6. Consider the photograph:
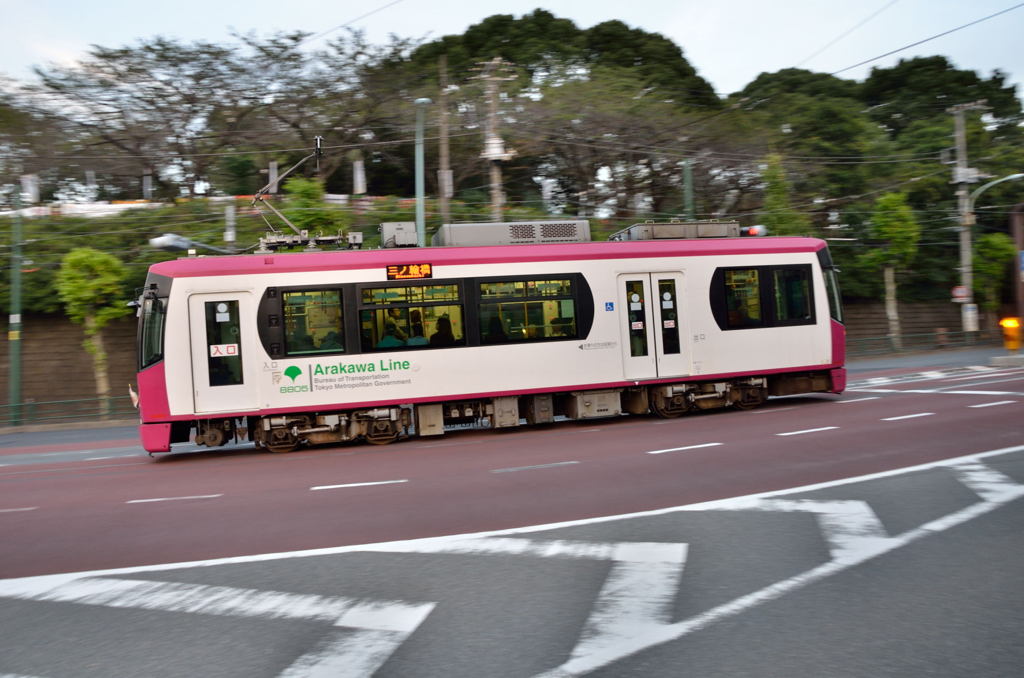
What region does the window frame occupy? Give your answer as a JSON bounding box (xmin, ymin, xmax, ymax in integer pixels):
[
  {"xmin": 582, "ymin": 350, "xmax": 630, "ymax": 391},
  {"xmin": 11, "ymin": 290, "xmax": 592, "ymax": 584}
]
[
  {"xmin": 280, "ymin": 288, "xmax": 347, "ymax": 357},
  {"xmin": 356, "ymin": 279, "xmax": 467, "ymax": 352},
  {"xmin": 476, "ymin": 275, "xmax": 582, "ymax": 346},
  {"xmin": 710, "ymin": 264, "xmax": 816, "ymax": 331}
]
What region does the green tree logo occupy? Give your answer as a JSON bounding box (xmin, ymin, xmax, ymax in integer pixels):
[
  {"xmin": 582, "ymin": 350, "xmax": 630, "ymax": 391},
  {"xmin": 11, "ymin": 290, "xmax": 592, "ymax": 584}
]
[{"xmin": 284, "ymin": 366, "xmax": 303, "ymax": 382}]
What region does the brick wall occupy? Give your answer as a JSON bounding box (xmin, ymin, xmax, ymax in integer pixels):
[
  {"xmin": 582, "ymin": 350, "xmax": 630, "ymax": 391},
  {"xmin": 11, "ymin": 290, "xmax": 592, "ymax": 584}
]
[{"xmin": 1, "ymin": 315, "xmax": 138, "ymax": 407}]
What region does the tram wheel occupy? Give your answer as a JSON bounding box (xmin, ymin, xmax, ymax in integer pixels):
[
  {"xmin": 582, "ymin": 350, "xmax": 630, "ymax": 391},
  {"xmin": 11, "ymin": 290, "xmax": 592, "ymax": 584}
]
[
  {"xmin": 266, "ymin": 428, "xmax": 299, "ymax": 453},
  {"xmin": 733, "ymin": 389, "xmax": 767, "ymax": 410},
  {"xmin": 364, "ymin": 420, "xmax": 399, "ymax": 445},
  {"xmin": 650, "ymin": 395, "xmax": 688, "ymax": 419}
]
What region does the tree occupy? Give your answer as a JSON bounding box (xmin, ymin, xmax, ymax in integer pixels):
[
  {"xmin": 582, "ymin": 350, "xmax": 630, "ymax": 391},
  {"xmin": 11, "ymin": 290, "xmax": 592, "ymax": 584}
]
[
  {"xmin": 861, "ymin": 56, "xmax": 1022, "ymax": 138},
  {"xmin": 759, "ymin": 155, "xmax": 811, "ymax": 235},
  {"xmin": 974, "ymin": 232, "xmax": 1018, "ymax": 326},
  {"xmin": 864, "ymin": 193, "xmax": 921, "ymax": 350},
  {"xmin": 280, "ymin": 176, "xmax": 352, "ymax": 234},
  {"xmin": 55, "ymin": 248, "xmax": 132, "ymax": 416},
  {"xmin": 27, "ymin": 37, "xmax": 260, "ymax": 198}
]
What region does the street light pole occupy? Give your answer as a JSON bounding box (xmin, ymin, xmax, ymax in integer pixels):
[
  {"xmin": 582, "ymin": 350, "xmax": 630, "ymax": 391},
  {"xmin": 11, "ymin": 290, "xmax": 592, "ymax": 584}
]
[
  {"xmin": 960, "ymin": 172, "xmax": 1024, "ymax": 332},
  {"xmin": 7, "ymin": 190, "xmax": 23, "ymax": 426},
  {"xmin": 414, "ymin": 97, "xmax": 431, "ymax": 247}
]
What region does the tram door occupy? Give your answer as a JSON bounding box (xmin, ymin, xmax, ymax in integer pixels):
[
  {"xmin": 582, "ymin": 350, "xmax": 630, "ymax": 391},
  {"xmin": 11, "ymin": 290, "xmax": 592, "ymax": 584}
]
[
  {"xmin": 617, "ymin": 273, "xmax": 688, "ymax": 380},
  {"xmin": 188, "ymin": 293, "xmax": 259, "ymax": 414}
]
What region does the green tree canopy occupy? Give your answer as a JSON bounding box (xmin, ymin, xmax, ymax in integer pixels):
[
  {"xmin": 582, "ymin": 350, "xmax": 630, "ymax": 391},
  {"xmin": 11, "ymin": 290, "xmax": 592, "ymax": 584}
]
[
  {"xmin": 759, "ymin": 154, "xmax": 811, "ymax": 235},
  {"xmin": 55, "ymin": 247, "xmax": 132, "ymax": 328},
  {"xmin": 974, "ymin": 232, "xmax": 1018, "ymax": 314},
  {"xmin": 862, "ymin": 56, "xmax": 1022, "ymax": 137},
  {"xmin": 55, "ymin": 247, "xmax": 133, "ymax": 414}
]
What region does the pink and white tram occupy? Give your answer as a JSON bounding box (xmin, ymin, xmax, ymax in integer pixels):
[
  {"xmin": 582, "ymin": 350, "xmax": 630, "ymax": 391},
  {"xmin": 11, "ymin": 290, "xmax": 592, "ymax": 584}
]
[{"xmin": 134, "ymin": 237, "xmax": 845, "ymax": 453}]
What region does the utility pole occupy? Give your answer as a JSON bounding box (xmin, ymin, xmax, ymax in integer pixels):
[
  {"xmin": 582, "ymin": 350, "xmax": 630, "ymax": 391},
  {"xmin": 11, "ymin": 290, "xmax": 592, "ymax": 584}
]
[
  {"xmin": 414, "ymin": 97, "xmax": 431, "ymax": 247},
  {"xmin": 475, "ymin": 57, "xmax": 516, "ymax": 222},
  {"xmin": 438, "ymin": 55, "xmax": 453, "ymax": 225},
  {"xmin": 949, "ymin": 100, "xmax": 987, "ymax": 334},
  {"xmin": 7, "ymin": 189, "xmax": 23, "ymax": 426}
]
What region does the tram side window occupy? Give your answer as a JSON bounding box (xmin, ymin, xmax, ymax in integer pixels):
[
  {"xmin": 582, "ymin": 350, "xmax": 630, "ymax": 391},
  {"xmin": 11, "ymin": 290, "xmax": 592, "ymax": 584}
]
[
  {"xmin": 773, "ymin": 267, "xmax": 812, "ymax": 323},
  {"xmin": 205, "ymin": 300, "xmax": 243, "ymax": 386},
  {"xmin": 479, "ymin": 278, "xmax": 578, "ymax": 344},
  {"xmin": 724, "ymin": 269, "xmax": 764, "ymax": 329},
  {"xmin": 359, "ymin": 283, "xmax": 464, "ymax": 351},
  {"xmin": 283, "ymin": 290, "xmax": 344, "ymax": 355},
  {"xmin": 139, "ymin": 296, "xmax": 166, "ymax": 369}
]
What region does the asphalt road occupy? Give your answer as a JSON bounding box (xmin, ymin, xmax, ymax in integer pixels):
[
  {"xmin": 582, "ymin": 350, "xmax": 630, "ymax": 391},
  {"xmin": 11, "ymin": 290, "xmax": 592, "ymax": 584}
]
[{"xmin": 0, "ymin": 346, "xmax": 1021, "ymax": 677}]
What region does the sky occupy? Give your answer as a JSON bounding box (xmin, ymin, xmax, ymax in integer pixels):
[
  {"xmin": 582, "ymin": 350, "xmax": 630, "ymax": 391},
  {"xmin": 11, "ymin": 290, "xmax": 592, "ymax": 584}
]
[{"xmin": 0, "ymin": 0, "xmax": 1021, "ymax": 96}]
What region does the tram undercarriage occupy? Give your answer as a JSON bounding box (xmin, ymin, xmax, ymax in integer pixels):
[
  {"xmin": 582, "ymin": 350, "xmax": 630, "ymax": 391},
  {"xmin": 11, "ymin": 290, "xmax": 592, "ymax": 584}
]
[{"xmin": 187, "ymin": 371, "xmax": 833, "ymax": 453}]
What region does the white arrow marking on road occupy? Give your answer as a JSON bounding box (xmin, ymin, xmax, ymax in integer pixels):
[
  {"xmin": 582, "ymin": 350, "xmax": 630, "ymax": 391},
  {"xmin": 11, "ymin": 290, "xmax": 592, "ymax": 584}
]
[
  {"xmin": 695, "ymin": 498, "xmax": 897, "ymax": 564},
  {"xmin": 0, "ymin": 576, "xmax": 434, "ymax": 678},
  {"xmin": 367, "ymin": 536, "xmax": 688, "ymax": 673},
  {"xmin": 536, "ymin": 457, "xmax": 1024, "ymax": 677},
  {"xmin": 948, "ymin": 460, "xmax": 1024, "ymax": 503}
]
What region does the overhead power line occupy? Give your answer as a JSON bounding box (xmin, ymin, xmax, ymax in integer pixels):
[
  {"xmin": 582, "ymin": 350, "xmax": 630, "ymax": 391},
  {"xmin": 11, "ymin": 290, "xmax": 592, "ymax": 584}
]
[
  {"xmin": 797, "ymin": 0, "xmax": 902, "ymax": 68},
  {"xmin": 296, "ymin": 0, "xmax": 406, "ymax": 47},
  {"xmin": 830, "ymin": 2, "xmax": 1024, "ymax": 76}
]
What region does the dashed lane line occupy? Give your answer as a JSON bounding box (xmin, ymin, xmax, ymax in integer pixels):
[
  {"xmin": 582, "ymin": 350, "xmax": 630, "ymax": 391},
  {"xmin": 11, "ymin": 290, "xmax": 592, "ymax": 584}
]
[
  {"xmin": 0, "ymin": 507, "xmax": 38, "ymax": 513},
  {"xmin": 968, "ymin": 400, "xmax": 1018, "ymax": 408},
  {"xmin": 491, "ymin": 461, "xmax": 581, "ymax": 474},
  {"xmin": 881, "ymin": 413, "xmax": 934, "ymax": 422},
  {"xmin": 775, "ymin": 426, "xmax": 839, "ymax": 437},
  {"xmin": 125, "ymin": 494, "xmax": 224, "ymax": 504},
  {"xmin": 836, "ymin": 397, "xmax": 879, "ymax": 403},
  {"xmin": 646, "ymin": 443, "xmax": 723, "ymax": 455},
  {"xmin": 310, "ymin": 480, "xmax": 408, "ymax": 491}
]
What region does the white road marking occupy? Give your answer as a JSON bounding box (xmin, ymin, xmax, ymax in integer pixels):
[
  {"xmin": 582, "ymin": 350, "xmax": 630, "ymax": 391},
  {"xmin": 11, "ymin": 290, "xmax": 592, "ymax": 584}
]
[
  {"xmin": 944, "ymin": 368, "xmax": 1020, "ymax": 381},
  {"xmin": 535, "ymin": 454, "xmax": 1024, "ymax": 677},
  {"xmin": 921, "ymin": 371, "xmax": 945, "ymax": 379},
  {"xmin": 369, "ymin": 536, "xmax": 689, "ymax": 676},
  {"xmin": 0, "ymin": 577, "xmax": 434, "ymax": 678},
  {"xmin": 310, "ymin": 480, "xmax": 408, "ymax": 491},
  {"xmin": 125, "ymin": 494, "xmax": 223, "ymax": 504},
  {"xmin": 881, "ymin": 413, "xmax": 934, "ymax": 421},
  {"xmin": 968, "ymin": 400, "xmax": 1017, "ymax": 408},
  {"xmin": 0, "ymin": 507, "xmax": 38, "ymax": 513},
  {"xmin": 85, "ymin": 456, "xmax": 119, "ymax": 461},
  {"xmin": 849, "ymin": 388, "xmax": 1024, "ymax": 396},
  {"xmin": 646, "ymin": 442, "xmax": 723, "ymax": 455},
  {"xmin": 836, "ymin": 397, "xmax": 879, "ymax": 404},
  {"xmin": 775, "ymin": 426, "xmax": 839, "ymax": 436},
  {"xmin": 491, "ymin": 461, "xmax": 580, "ymax": 473},
  {"xmin": 748, "ymin": 406, "xmax": 797, "ymax": 415}
]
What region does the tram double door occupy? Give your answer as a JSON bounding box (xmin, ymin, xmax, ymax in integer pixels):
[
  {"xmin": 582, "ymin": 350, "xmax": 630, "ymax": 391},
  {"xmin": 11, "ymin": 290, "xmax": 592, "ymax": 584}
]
[
  {"xmin": 188, "ymin": 292, "xmax": 259, "ymax": 414},
  {"xmin": 617, "ymin": 273, "xmax": 689, "ymax": 380}
]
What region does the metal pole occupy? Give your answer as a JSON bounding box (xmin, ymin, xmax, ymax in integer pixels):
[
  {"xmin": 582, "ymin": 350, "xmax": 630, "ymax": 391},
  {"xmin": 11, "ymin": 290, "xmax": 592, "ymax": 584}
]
[
  {"xmin": 962, "ymin": 173, "xmax": 1024, "ymax": 335},
  {"xmin": 415, "ymin": 97, "xmax": 431, "ymax": 247},
  {"xmin": 438, "ymin": 56, "xmax": 452, "ymax": 226},
  {"xmin": 684, "ymin": 159, "xmax": 695, "ymax": 220},
  {"xmin": 1011, "ymin": 203, "xmax": 1024, "ymax": 325},
  {"xmin": 7, "ymin": 190, "xmax": 23, "ymax": 426}
]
